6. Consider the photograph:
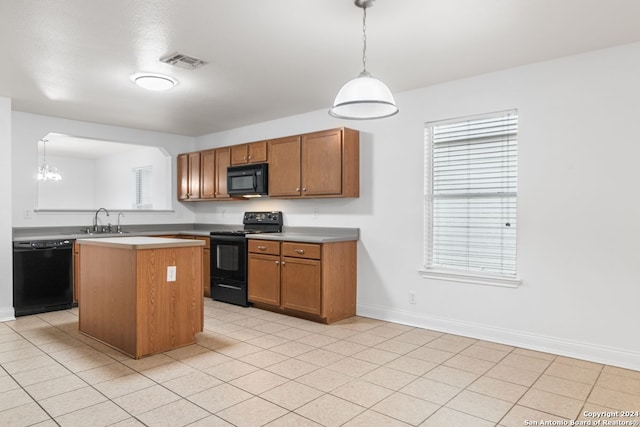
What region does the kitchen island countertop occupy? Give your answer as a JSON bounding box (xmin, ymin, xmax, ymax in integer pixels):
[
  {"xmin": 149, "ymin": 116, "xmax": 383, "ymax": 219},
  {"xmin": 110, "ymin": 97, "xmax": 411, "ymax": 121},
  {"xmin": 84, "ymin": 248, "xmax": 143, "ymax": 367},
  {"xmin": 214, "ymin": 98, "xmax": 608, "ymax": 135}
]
[{"xmin": 77, "ymin": 236, "xmax": 205, "ymax": 250}]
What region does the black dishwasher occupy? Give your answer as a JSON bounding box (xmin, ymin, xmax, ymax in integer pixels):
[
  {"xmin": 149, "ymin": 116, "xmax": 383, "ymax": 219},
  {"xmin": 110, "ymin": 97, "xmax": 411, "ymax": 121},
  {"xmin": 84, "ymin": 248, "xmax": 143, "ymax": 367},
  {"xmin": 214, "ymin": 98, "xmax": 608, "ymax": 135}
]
[{"xmin": 13, "ymin": 240, "xmax": 74, "ymax": 317}]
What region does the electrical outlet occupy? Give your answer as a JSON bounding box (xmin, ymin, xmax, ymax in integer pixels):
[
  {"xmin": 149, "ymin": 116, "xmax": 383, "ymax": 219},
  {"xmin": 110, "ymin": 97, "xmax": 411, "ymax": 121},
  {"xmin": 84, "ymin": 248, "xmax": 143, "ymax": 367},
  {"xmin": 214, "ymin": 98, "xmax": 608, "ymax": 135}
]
[
  {"xmin": 23, "ymin": 209, "xmax": 32, "ymax": 219},
  {"xmin": 409, "ymin": 291, "xmax": 416, "ymax": 304},
  {"xmin": 167, "ymin": 266, "xmax": 177, "ymax": 282}
]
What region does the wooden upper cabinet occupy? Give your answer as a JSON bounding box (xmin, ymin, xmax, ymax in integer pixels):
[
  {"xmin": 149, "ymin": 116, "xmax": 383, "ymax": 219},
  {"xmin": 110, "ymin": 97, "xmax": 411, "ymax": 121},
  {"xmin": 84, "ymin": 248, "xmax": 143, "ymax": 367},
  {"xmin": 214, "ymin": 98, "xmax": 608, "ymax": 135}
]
[
  {"xmin": 214, "ymin": 147, "xmax": 231, "ymax": 198},
  {"xmin": 268, "ymin": 135, "xmax": 302, "ymax": 197},
  {"xmin": 177, "ymin": 152, "xmax": 201, "ymax": 200},
  {"xmin": 302, "ymin": 129, "xmax": 343, "ymax": 197},
  {"xmin": 200, "ymin": 149, "xmax": 216, "ymax": 199},
  {"xmin": 177, "ymin": 147, "xmax": 231, "ymax": 201},
  {"xmin": 268, "ymin": 128, "xmax": 359, "ymax": 198},
  {"xmin": 178, "ymin": 127, "xmax": 358, "ymax": 202},
  {"xmin": 231, "ymin": 141, "xmax": 268, "ymax": 165},
  {"xmin": 177, "ymin": 153, "xmax": 189, "ymax": 200}
]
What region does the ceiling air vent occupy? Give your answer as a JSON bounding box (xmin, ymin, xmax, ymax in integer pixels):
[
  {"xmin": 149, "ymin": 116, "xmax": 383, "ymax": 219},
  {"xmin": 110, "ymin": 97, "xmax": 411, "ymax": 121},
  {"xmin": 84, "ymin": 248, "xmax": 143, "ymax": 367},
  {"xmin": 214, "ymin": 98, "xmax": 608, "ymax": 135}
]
[{"xmin": 159, "ymin": 52, "xmax": 207, "ymax": 70}]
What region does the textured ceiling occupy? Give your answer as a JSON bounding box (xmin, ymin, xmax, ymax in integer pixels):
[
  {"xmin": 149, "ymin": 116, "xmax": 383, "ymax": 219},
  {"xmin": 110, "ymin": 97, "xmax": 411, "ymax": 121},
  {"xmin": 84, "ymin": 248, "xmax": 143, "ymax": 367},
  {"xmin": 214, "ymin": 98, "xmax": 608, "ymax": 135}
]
[{"xmin": 2, "ymin": 0, "xmax": 640, "ymax": 137}]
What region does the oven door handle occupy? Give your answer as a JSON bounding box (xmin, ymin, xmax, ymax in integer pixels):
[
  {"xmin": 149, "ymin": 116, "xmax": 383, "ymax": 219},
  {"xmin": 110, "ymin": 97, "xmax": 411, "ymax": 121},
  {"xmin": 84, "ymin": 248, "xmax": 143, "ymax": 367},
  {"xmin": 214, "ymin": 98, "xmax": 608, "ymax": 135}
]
[{"xmin": 216, "ymin": 284, "xmax": 242, "ymax": 290}]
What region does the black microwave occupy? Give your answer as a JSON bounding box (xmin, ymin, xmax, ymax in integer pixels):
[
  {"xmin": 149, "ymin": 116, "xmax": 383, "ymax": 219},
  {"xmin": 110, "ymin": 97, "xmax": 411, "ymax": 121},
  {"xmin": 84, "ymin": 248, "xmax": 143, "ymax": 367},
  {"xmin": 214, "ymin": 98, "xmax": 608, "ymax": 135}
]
[{"xmin": 227, "ymin": 163, "xmax": 268, "ymax": 197}]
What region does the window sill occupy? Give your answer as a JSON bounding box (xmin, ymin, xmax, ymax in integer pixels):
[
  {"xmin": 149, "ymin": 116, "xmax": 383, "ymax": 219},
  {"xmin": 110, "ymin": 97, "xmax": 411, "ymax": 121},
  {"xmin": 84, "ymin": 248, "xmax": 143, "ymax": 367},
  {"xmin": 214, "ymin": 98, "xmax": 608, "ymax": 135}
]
[{"xmin": 419, "ymin": 269, "xmax": 522, "ymax": 288}]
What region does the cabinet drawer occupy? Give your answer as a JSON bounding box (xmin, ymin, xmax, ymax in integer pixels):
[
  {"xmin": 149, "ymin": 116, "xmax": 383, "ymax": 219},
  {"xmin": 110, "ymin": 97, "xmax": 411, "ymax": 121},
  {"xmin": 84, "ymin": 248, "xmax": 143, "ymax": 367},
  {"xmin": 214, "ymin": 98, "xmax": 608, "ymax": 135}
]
[
  {"xmin": 282, "ymin": 242, "xmax": 321, "ymax": 259},
  {"xmin": 249, "ymin": 240, "xmax": 280, "ymax": 255}
]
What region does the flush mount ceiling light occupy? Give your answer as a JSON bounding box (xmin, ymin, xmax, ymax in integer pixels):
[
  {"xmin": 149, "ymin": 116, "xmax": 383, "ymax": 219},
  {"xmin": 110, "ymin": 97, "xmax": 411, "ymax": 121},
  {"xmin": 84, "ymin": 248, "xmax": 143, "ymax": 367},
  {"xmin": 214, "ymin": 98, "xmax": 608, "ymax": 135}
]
[
  {"xmin": 329, "ymin": 0, "xmax": 398, "ymax": 120},
  {"xmin": 131, "ymin": 73, "xmax": 177, "ymax": 91}
]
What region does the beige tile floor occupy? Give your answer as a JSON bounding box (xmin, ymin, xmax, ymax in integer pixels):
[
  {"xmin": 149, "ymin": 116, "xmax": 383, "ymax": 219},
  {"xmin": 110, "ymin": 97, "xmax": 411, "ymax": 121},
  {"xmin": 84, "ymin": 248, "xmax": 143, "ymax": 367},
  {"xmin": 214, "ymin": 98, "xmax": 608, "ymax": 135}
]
[{"xmin": 1, "ymin": 300, "xmax": 639, "ymax": 427}]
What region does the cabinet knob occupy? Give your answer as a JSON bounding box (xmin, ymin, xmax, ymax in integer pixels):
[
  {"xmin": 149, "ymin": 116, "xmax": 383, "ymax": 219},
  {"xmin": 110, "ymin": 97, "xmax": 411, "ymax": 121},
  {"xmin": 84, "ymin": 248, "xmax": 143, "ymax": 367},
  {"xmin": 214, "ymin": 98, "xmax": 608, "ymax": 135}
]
[
  {"xmin": 302, "ymin": 187, "xmax": 307, "ymax": 192},
  {"xmin": 243, "ymin": 156, "xmax": 247, "ymax": 160},
  {"xmin": 295, "ymin": 187, "xmax": 300, "ymax": 192},
  {"xmin": 295, "ymin": 249, "xmax": 305, "ymax": 255},
  {"xmin": 275, "ymin": 260, "xmax": 279, "ymax": 265},
  {"xmin": 258, "ymin": 245, "xmax": 267, "ymax": 251},
  {"xmin": 281, "ymin": 261, "xmax": 286, "ymax": 266},
  {"xmin": 248, "ymin": 155, "xmax": 252, "ymax": 160}
]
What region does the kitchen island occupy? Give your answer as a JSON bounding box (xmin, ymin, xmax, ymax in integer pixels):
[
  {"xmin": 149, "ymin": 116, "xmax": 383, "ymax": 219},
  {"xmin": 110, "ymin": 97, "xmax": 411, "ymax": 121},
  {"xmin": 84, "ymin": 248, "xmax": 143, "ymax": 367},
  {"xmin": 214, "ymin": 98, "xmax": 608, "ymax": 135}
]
[{"xmin": 77, "ymin": 236, "xmax": 204, "ymax": 359}]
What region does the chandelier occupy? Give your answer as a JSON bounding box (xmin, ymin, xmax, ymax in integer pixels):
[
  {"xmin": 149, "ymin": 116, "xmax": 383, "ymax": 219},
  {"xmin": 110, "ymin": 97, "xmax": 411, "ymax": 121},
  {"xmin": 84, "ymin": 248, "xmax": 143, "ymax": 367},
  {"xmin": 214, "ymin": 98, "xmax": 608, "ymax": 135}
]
[{"xmin": 37, "ymin": 139, "xmax": 62, "ymax": 181}]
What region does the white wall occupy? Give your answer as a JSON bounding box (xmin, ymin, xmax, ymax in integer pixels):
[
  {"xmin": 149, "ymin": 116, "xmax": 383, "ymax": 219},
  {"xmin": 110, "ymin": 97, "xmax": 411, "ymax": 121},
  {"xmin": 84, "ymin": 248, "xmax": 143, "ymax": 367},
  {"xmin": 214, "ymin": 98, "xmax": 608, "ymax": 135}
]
[
  {"xmin": 93, "ymin": 146, "xmax": 171, "ymax": 209},
  {"xmin": 0, "ymin": 97, "xmax": 12, "ymax": 320},
  {"xmin": 12, "ymin": 112, "xmax": 196, "ymax": 228},
  {"xmin": 37, "ymin": 155, "xmax": 96, "ymax": 209},
  {"xmin": 194, "ymin": 42, "xmax": 640, "ymax": 370},
  {"xmin": 37, "ymin": 147, "xmax": 170, "ymax": 211}
]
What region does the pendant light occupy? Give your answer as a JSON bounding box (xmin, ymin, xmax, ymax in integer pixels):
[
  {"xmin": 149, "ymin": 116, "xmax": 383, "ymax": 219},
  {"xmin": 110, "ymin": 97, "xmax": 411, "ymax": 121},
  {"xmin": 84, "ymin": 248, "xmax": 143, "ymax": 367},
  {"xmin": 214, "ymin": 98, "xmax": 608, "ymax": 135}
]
[
  {"xmin": 329, "ymin": 0, "xmax": 398, "ymax": 120},
  {"xmin": 37, "ymin": 139, "xmax": 62, "ymax": 181}
]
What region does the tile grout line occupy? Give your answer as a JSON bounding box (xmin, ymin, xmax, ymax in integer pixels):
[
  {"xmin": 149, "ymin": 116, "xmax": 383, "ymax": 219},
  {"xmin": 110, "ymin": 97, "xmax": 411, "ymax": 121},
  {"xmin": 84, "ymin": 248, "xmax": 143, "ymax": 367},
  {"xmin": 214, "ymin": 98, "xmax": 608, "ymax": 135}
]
[{"xmin": 5, "ymin": 313, "xmax": 165, "ymax": 426}]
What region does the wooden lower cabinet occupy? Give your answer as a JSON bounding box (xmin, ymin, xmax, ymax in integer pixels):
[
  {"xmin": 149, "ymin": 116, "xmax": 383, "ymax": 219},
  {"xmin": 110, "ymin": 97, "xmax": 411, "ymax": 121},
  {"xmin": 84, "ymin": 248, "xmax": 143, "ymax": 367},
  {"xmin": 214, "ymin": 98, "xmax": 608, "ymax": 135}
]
[
  {"xmin": 247, "ymin": 253, "xmax": 281, "ymax": 306},
  {"xmin": 248, "ymin": 239, "xmax": 356, "ymax": 324},
  {"xmin": 281, "ymin": 256, "xmax": 321, "ymax": 315}
]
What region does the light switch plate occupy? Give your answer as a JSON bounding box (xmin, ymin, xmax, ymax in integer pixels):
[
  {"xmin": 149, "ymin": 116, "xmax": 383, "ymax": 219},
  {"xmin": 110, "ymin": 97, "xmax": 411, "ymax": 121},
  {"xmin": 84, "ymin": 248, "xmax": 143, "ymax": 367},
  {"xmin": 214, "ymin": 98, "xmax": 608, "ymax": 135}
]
[{"xmin": 167, "ymin": 266, "xmax": 177, "ymax": 282}]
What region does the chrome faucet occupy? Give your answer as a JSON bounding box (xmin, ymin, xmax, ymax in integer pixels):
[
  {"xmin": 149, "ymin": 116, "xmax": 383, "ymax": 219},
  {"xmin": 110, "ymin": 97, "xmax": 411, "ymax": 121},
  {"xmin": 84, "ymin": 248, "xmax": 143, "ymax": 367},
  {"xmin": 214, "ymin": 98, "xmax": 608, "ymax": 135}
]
[
  {"xmin": 117, "ymin": 212, "xmax": 125, "ymax": 233},
  {"xmin": 93, "ymin": 208, "xmax": 110, "ymax": 232}
]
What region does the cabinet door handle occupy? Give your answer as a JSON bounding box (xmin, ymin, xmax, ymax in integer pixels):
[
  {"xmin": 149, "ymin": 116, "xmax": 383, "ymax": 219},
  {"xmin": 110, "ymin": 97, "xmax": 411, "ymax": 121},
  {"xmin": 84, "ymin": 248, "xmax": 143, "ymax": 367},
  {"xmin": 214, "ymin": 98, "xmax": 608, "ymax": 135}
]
[
  {"xmin": 248, "ymin": 155, "xmax": 252, "ymax": 160},
  {"xmin": 258, "ymin": 245, "xmax": 267, "ymax": 251},
  {"xmin": 302, "ymin": 187, "xmax": 307, "ymax": 192},
  {"xmin": 295, "ymin": 249, "xmax": 305, "ymax": 255},
  {"xmin": 275, "ymin": 260, "xmax": 279, "ymax": 265},
  {"xmin": 295, "ymin": 187, "xmax": 300, "ymax": 192},
  {"xmin": 281, "ymin": 261, "xmax": 286, "ymax": 265}
]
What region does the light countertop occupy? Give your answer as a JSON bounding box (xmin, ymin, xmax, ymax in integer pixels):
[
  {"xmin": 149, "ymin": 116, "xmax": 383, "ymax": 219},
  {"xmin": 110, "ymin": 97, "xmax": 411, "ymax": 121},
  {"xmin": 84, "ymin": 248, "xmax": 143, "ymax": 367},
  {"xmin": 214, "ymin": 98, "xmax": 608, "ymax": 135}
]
[
  {"xmin": 247, "ymin": 228, "xmax": 359, "ymax": 243},
  {"xmin": 77, "ymin": 236, "xmax": 205, "ymax": 250},
  {"xmin": 13, "ymin": 224, "xmax": 359, "ymax": 243}
]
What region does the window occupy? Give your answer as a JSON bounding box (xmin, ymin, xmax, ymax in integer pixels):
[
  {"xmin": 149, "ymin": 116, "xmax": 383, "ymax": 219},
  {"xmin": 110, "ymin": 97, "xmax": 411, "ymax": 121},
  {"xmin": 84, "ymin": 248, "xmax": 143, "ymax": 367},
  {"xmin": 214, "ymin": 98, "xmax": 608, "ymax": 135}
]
[
  {"xmin": 134, "ymin": 166, "xmax": 152, "ymax": 209},
  {"xmin": 423, "ymin": 111, "xmax": 519, "ymax": 286}
]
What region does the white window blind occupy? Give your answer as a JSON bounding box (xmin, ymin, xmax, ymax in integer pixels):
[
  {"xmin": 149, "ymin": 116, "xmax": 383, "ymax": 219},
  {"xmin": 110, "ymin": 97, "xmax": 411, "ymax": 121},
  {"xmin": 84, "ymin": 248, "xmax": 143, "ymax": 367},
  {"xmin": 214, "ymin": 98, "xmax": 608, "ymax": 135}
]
[
  {"xmin": 425, "ymin": 111, "xmax": 518, "ymax": 278},
  {"xmin": 134, "ymin": 166, "xmax": 152, "ymax": 209}
]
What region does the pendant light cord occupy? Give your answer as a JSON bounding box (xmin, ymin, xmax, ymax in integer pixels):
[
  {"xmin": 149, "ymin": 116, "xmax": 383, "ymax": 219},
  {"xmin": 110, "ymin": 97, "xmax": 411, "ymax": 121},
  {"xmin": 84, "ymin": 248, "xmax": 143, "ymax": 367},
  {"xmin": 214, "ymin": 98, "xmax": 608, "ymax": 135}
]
[{"xmin": 362, "ymin": 6, "xmax": 368, "ymax": 73}]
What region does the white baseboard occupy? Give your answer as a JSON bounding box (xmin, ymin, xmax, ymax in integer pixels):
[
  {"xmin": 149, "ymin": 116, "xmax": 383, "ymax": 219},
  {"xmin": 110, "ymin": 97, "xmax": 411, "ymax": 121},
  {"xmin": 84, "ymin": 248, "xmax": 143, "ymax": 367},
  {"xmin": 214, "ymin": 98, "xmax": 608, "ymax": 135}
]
[
  {"xmin": 0, "ymin": 306, "xmax": 15, "ymax": 322},
  {"xmin": 357, "ymin": 303, "xmax": 640, "ymax": 372}
]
